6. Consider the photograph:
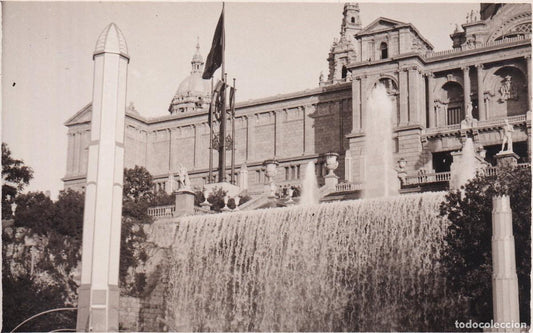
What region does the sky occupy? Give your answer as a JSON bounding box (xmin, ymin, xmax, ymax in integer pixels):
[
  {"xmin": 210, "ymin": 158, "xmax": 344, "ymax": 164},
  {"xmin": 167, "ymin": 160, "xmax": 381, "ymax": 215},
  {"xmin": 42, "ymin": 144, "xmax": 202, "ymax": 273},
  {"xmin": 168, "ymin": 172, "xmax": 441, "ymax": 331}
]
[{"xmin": 2, "ymin": 1, "xmax": 479, "ymax": 199}]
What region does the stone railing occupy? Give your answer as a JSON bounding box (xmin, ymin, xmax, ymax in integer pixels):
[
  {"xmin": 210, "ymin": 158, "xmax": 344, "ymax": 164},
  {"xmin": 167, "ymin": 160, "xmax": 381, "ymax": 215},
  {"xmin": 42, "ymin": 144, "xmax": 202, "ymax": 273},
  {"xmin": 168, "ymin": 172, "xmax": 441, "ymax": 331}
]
[
  {"xmin": 424, "ymin": 34, "xmax": 531, "ymax": 59},
  {"xmin": 424, "ymin": 114, "xmax": 528, "ymax": 135},
  {"xmin": 404, "ymin": 171, "xmax": 451, "ymax": 186},
  {"xmin": 147, "ymin": 205, "xmax": 175, "ymax": 218},
  {"xmin": 334, "ymin": 182, "xmax": 363, "ymax": 192},
  {"xmin": 404, "ymin": 163, "xmax": 530, "ymax": 186}
]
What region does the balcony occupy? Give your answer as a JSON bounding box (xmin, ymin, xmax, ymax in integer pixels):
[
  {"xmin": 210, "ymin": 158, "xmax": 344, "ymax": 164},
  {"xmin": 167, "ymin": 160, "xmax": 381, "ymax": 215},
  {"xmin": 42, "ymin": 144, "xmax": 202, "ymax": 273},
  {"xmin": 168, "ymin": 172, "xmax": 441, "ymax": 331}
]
[{"xmin": 424, "ymin": 114, "xmax": 528, "ymax": 136}]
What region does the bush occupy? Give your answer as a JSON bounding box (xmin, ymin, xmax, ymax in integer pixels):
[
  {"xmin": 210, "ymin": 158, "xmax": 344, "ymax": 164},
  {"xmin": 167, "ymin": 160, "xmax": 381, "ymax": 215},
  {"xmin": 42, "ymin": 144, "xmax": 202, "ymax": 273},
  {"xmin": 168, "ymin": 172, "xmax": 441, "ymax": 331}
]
[{"xmin": 440, "ymin": 165, "xmax": 531, "ymax": 327}]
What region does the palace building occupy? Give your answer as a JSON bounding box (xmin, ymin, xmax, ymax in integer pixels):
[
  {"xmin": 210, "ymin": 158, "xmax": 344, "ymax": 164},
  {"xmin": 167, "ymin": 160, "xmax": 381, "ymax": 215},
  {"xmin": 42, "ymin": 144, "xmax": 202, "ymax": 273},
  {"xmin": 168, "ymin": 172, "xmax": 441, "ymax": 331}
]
[{"xmin": 63, "ymin": 3, "xmax": 531, "ymax": 197}]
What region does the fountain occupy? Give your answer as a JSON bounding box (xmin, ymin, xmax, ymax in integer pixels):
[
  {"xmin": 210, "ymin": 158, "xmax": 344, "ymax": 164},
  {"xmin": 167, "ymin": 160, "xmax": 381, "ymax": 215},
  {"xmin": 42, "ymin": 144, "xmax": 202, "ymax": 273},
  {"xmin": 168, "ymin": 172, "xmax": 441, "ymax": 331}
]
[
  {"xmin": 299, "ymin": 161, "xmax": 319, "ymax": 205},
  {"xmin": 364, "ymin": 83, "xmax": 398, "ymax": 198},
  {"xmin": 164, "ymin": 192, "xmax": 453, "ymax": 331},
  {"xmin": 449, "ymin": 138, "xmax": 485, "ymax": 190}
]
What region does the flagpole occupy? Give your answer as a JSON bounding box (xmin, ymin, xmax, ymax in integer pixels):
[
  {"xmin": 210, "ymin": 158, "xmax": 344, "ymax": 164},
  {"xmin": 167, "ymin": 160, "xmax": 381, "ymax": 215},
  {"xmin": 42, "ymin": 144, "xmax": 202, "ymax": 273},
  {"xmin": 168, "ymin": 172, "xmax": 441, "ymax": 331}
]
[
  {"xmin": 208, "ymin": 78, "xmax": 214, "ymax": 183},
  {"xmin": 218, "ymin": 2, "xmax": 227, "ymax": 183},
  {"xmin": 231, "ymin": 78, "xmax": 236, "ymax": 185}
]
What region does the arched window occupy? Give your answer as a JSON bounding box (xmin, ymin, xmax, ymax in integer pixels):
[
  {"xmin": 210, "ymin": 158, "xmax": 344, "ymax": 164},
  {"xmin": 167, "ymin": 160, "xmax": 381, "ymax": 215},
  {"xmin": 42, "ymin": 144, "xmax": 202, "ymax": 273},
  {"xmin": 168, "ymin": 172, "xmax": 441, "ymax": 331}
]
[
  {"xmin": 351, "ymin": 17, "xmax": 355, "ymax": 24},
  {"xmin": 341, "ymin": 65, "xmax": 348, "ymax": 79},
  {"xmin": 380, "ymin": 42, "xmax": 388, "ymax": 59}
]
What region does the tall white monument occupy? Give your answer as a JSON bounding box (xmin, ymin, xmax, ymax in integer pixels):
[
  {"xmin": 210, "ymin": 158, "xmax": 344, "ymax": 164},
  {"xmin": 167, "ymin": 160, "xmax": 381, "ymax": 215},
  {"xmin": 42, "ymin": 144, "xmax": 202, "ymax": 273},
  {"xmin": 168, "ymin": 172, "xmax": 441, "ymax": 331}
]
[{"xmin": 76, "ymin": 23, "xmax": 129, "ymax": 332}]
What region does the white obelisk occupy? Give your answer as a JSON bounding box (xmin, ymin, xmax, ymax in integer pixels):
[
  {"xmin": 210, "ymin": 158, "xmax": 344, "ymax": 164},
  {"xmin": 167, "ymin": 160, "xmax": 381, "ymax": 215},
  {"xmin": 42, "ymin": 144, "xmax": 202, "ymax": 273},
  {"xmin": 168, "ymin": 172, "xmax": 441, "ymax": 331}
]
[
  {"xmin": 491, "ymin": 195, "xmax": 520, "ymax": 332},
  {"xmin": 76, "ymin": 23, "xmax": 129, "ymax": 332}
]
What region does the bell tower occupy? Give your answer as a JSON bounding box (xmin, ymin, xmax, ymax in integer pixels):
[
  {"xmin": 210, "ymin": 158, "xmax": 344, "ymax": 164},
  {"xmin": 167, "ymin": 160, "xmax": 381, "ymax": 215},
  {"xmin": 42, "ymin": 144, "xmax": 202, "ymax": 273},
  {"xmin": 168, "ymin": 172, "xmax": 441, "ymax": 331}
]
[
  {"xmin": 341, "ymin": 3, "xmax": 362, "ymax": 38},
  {"xmin": 326, "ymin": 3, "xmax": 361, "ymax": 83}
]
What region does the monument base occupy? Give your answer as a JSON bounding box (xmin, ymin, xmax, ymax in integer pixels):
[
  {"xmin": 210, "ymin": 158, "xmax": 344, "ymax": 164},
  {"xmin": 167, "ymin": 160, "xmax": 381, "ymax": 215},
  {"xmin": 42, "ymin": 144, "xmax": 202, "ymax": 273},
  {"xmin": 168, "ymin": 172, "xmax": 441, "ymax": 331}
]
[
  {"xmin": 495, "ymin": 151, "xmax": 519, "ymax": 168},
  {"xmin": 174, "ymin": 190, "xmax": 196, "ymax": 217},
  {"xmin": 76, "ymin": 284, "xmax": 120, "ymax": 331},
  {"xmin": 324, "ymin": 174, "xmax": 339, "ymax": 189}
]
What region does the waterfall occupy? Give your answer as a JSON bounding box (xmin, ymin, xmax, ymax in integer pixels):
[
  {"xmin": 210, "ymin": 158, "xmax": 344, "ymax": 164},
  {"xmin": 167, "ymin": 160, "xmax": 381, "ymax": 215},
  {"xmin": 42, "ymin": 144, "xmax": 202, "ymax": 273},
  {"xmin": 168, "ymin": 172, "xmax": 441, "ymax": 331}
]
[
  {"xmin": 166, "ymin": 192, "xmax": 452, "ymax": 331},
  {"xmin": 300, "ymin": 161, "xmax": 319, "ymax": 206},
  {"xmin": 364, "ymin": 83, "xmax": 398, "ymax": 198}
]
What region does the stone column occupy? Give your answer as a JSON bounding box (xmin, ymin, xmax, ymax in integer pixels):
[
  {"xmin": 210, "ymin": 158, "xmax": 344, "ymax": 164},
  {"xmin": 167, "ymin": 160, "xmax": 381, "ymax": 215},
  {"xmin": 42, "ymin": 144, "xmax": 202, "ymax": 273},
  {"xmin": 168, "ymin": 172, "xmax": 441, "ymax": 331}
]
[
  {"xmin": 239, "ymin": 163, "xmax": 248, "ymax": 191},
  {"xmin": 408, "ymin": 67, "xmax": 420, "ymax": 125},
  {"xmin": 360, "ymin": 76, "xmax": 368, "ymax": 130},
  {"xmin": 247, "ymin": 115, "xmax": 255, "ymax": 161},
  {"xmin": 304, "ymin": 105, "xmax": 315, "ymax": 154},
  {"xmin": 274, "ymin": 111, "xmax": 281, "ymax": 158},
  {"xmin": 526, "ymin": 55, "xmax": 531, "ymax": 110},
  {"xmin": 426, "ymin": 72, "xmax": 436, "ymax": 128},
  {"xmin": 462, "ymin": 66, "xmax": 471, "ymax": 116},
  {"xmin": 77, "ymin": 23, "xmax": 129, "ymax": 332},
  {"xmin": 492, "ymin": 195, "xmax": 520, "ymax": 332},
  {"xmin": 476, "ymin": 64, "xmax": 486, "ymax": 121},
  {"xmin": 66, "ymin": 132, "xmax": 74, "ymax": 176},
  {"xmin": 193, "ymin": 125, "xmax": 200, "ymax": 169},
  {"xmin": 73, "ymin": 131, "xmax": 80, "ymax": 175},
  {"xmin": 345, "ymin": 150, "xmax": 353, "ymax": 182},
  {"xmin": 352, "ymin": 78, "xmax": 362, "ymax": 133},
  {"xmin": 399, "ymin": 68, "xmax": 409, "ymax": 126}
]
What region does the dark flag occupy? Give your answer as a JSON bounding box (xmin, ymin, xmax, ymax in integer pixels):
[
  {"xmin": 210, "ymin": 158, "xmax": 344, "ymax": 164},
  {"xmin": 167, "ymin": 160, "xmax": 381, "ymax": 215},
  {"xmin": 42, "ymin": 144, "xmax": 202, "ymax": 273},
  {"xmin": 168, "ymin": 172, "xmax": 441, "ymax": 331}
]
[
  {"xmin": 229, "ymin": 86, "xmax": 236, "ymax": 116},
  {"xmin": 208, "ymin": 80, "xmax": 225, "ymax": 127},
  {"xmin": 202, "ymin": 9, "xmax": 224, "ymax": 80}
]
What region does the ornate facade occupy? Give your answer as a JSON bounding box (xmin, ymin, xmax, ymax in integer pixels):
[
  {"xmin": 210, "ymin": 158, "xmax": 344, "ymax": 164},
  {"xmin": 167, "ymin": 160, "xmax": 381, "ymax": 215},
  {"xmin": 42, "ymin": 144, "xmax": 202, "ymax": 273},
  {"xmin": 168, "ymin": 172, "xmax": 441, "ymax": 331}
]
[{"xmin": 64, "ymin": 3, "xmax": 531, "ymax": 196}]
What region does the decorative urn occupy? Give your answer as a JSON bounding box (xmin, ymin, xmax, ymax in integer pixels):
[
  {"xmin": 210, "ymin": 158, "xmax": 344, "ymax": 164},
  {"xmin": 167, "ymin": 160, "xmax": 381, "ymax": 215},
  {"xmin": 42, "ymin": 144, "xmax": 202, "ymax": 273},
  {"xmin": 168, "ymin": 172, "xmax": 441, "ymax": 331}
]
[
  {"xmin": 263, "ymin": 159, "xmax": 279, "ymax": 182},
  {"xmin": 324, "ymin": 152, "xmax": 339, "ymax": 176}
]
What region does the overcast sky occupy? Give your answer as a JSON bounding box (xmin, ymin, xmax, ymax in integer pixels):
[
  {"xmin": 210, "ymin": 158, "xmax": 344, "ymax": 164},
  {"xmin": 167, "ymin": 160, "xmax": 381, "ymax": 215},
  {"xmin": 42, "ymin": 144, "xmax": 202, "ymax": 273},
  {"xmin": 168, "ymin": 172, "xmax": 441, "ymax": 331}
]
[{"xmin": 2, "ymin": 1, "xmax": 478, "ymax": 199}]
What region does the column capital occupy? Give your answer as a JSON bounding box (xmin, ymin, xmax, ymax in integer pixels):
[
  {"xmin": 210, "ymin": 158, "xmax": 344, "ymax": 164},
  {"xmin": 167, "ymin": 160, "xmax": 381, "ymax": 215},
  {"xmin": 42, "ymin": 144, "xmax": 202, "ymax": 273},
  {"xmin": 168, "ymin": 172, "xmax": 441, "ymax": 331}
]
[
  {"xmin": 475, "ymin": 63, "xmax": 484, "ymax": 69},
  {"xmin": 423, "ymin": 71, "xmax": 434, "ymax": 78},
  {"xmin": 461, "ymin": 65, "xmax": 471, "ymax": 72},
  {"xmin": 524, "ymin": 54, "xmax": 532, "ymax": 60}
]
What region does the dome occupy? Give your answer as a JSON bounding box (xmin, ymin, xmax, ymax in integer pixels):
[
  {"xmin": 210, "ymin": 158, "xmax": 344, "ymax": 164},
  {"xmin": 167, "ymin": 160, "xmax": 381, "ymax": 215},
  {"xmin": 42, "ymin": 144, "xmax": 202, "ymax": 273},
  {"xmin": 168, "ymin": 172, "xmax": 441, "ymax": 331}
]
[
  {"xmin": 169, "ymin": 39, "xmax": 212, "ymax": 114},
  {"xmin": 176, "ymin": 73, "xmax": 210, "ymax": 97}
]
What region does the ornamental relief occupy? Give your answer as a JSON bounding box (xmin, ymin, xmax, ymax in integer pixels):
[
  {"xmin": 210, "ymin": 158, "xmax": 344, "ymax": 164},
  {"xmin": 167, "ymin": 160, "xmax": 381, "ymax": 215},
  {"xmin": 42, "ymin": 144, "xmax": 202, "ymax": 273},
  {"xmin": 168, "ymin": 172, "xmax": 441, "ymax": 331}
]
[{"xmin": 498, "ymin": 75, "xmax": 519, "ymax": 102}]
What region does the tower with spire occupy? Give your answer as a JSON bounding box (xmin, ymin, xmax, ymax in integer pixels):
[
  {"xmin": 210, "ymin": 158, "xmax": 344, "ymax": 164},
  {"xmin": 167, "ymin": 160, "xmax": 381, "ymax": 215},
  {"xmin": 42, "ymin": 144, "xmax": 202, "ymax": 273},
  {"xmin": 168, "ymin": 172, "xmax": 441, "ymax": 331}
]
[
  {"xmin": 169, "ymin": 38, "xmax": 212, "ymax": 114},
  {"xmin": 326, "ymin": 3, "xmax": 361, "ymax": 84}
]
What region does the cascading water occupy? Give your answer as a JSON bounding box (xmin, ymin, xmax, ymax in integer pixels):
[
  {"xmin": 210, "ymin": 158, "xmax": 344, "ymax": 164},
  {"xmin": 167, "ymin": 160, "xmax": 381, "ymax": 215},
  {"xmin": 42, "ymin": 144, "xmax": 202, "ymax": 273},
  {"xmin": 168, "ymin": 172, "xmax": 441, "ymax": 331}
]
[
  {"xmin": 299, "ymin": 161, "xmax": 319, "ymax": 206},
  {"xmin": 364, "ymin": 83, "xmax": 398, "ymax": 198},
  {"xmin": 165, "ymin": 192, "xmax": 453, "ymax": 331},
  {"xmin": 451, "ymin": 137, "xmax": 478, "ymax": 189}
]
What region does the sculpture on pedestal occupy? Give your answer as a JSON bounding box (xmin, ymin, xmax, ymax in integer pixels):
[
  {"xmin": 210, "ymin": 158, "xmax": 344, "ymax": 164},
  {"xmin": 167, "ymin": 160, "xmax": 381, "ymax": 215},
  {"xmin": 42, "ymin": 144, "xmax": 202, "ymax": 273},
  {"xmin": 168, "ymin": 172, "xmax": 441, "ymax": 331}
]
[
  {"xmin": 500, "ymin": 119, "xmax": 514, "ymax": 152},
  {"xmin": 176, "ymin": 164, "xmax": 192, "ymax": 192}
]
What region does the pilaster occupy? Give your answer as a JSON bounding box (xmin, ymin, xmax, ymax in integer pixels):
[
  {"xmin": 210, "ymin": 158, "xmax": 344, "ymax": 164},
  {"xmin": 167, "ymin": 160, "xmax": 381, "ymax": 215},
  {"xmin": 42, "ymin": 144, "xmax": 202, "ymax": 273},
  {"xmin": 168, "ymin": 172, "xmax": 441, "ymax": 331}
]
[
  {"xmin": 476, "ymin": 64, "xmax": 485, "ymax": 121},
  {"xmin": 462, "ymin": 66, "xmax": 471, "ymax": 115},
  {"xmin": 352, "ymin": 78, "xmax": 362, "ymax": 133},
  {"xmin": 526, "ymin": 55, "xmax": 531, "ymax": 111},
  {"xmin": 304, "ymin": 105, "xmax": 315, "ymax": 154},
  {"xmin": 408, "ymin": 67, "xmax": 421, "ymax": 125},
  {"xmin": 399, "ymin": 68, "xmax": 409, "ymax": 126},
  {"xmin": 426, "ymin": 72, "xmax": 435, "ymax": 128}
]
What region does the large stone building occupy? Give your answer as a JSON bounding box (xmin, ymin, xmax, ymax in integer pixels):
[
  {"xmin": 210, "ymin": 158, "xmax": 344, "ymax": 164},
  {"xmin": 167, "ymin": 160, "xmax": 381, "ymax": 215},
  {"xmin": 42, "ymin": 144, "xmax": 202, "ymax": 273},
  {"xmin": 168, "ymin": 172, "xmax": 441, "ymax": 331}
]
[{"xmin": 63, "ymin": 3, "xmax": 531, "ymax": 196}]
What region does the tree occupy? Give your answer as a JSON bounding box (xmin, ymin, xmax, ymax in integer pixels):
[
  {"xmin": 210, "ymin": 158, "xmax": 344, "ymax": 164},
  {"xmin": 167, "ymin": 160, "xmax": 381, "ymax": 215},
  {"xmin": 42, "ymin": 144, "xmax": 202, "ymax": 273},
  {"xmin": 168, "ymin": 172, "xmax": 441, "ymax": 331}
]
[
  {"xmin": 440, "ymin": 165, "xmax": 531, "ymax": 326},
  {"xmin": 2, "ymin": 143, "xmax": 33, "ymax": 218},
  {"xmin": 120, "ymin": 166, "xmax": 154, "ymax": 296},
  {"xmin": 124, "ymin": 165, "xmax": 154, "ymax": 202},
  {"xmin": 3, "ymin": 189, "xmax": 84, "ymax": 331}
]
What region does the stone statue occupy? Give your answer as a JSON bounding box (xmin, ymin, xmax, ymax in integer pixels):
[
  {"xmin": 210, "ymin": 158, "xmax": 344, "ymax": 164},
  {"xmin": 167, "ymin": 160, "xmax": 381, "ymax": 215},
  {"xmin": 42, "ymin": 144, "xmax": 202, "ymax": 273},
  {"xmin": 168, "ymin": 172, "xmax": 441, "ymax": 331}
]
[
  {"xmin": 346, "ymin": 70, "xmax": 352, "ymax": 81},
  {"xmin": 461, "ymin": 114, "xmax": 478, "ymax": 129},
  {"xmin": 176, "ymin": 164, "xmax": 191, "ymax": 191},
  {"xmin": 499, "ymin": 75, "xmax": 517, "ymax": 102},
  {"xmin": 500, "ymin": 119, "xmax": 514, "ymax": 152},
  {"xmin": 319, "ymin": 72, "xmax": 324, "ymax": 84}
]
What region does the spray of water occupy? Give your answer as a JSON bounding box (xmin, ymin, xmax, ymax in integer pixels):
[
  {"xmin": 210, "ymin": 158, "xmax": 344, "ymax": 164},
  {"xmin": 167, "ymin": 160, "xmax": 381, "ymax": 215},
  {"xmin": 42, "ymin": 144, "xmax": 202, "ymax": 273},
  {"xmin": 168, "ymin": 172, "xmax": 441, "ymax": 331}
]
[
  {"xmin": 364, "ymin": 83, "xmax": 398, "ymax": 198},
  {"xmin": 451, "ymin": 138, "xmax": 478, "ymax": 189},
  {"xmin": 300, "ymin": 161, "xmax": 319, "ymax": 206},
  {"xmin": 165, "ymin": 192, "xmax": 452, "ymax": 331}
]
